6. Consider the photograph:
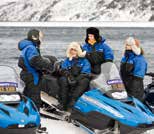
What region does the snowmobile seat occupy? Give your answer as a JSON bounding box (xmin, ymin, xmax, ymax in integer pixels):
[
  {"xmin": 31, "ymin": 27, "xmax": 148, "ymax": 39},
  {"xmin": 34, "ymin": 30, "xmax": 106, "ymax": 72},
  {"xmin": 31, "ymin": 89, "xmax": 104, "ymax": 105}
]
[
  {"xmin": 42, "ymin": 74, "xmax": 60, "ymax": 99},
  {"xmin": 144, "ymin": 86, "xmax": 154, "ymax": 112}
]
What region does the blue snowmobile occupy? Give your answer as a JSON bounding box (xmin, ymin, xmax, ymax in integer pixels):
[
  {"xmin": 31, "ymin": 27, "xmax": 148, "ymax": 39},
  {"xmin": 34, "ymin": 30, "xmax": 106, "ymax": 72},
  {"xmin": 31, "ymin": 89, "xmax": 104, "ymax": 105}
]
[
  {"xmin": 41, "ymin": 62, "xmax": 154, "ymax": 134},
  {"xmin": 144, "ymin": 72, "xmax": 154, "ymax": 113},
  {"xmin": 0, "ymin": 65, "xmax": 40, "ymax": 134}
]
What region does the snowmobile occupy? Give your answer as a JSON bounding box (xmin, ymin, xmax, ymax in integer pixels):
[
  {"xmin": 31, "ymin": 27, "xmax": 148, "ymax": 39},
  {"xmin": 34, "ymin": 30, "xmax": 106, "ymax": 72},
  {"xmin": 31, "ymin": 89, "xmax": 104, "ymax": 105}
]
[
  {"xmin": 40, "ymin": 62, "xmax": 154, "ymax": 134},
  {"xmin": 144, "ymin": 72, "xmax": 154, "ymax": 113},
  {"xmin": 0, "ymin": 65, "xmax": 40, "ymax": 134}
]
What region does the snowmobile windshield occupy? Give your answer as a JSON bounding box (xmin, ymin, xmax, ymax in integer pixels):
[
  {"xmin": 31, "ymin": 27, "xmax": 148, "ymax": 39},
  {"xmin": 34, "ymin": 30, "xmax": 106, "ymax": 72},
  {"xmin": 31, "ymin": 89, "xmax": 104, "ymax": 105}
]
[
  {"xmin": 90, "ymin": 62, "xmax": 127, "ymax": 99},
  {"xmin": 0, "ymin": 65, "xmax": 24, "ymax": 93}
]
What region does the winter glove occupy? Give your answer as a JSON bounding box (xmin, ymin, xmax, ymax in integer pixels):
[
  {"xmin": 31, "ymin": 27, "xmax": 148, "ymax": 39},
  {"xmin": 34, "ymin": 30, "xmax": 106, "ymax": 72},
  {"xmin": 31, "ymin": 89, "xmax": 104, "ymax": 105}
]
[
  {"xmin": 53, "ymin": 61, "xmax": 61, "ymax": 73},
  {"xmin": 86, "ymin": 52, "xmax": 97, "ymax": 64},
  {"xmin": 42, "ymin": 56, "xmax": 61, "ymax": 73},
  {"xmin": 43, "ymin": 55, "xmax": 57, "ymax": 64},
  {"xmin": 86, "ymin": 51, "xmax": 104, "ymax": 65},
  {"xmin": 70, "ymin": 66, "xmax": 81, "ymax": 76},
  {"xmin": 76, "ymin": 73, "xmax": 91, "ymax": 80},
  {"xmin": 68, "ymin": 75, "xmax": 77, "ymax": 86},
  {"xmin": 59, "ymin": 69, "xmax": 70, "ymax": 77},
  {"xmin": 42, "ymin": 57, "xmax": 56, "ymax": 73}
]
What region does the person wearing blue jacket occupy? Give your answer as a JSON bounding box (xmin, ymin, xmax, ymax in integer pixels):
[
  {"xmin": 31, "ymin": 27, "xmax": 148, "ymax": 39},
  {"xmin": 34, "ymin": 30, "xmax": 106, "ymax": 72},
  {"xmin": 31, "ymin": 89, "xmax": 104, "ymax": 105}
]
[
  {"xmin": 58, "ymin": 42, "xmax": 91, "ymax": 111},
  {"xmin": 82, "ymin": 27, "xmax": 114, "ymax": 74},
  {"xmin": 120, "ymin": 37, "xmax": 147, "ymax": 101},
  {"xmin": 18, "ymin": 29, "xmax": 59, "ymax": 110}
]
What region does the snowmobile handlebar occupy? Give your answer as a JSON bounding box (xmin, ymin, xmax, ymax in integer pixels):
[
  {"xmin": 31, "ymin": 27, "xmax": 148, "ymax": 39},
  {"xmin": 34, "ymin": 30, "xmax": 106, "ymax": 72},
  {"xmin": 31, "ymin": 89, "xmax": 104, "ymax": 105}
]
[
  {"xmin": 146, "ymin": 72, "xmax": 154, "ymax": 77},
  {"xmin": 146, "ymin": 73, "xmax": 154, "ymax": 83}
]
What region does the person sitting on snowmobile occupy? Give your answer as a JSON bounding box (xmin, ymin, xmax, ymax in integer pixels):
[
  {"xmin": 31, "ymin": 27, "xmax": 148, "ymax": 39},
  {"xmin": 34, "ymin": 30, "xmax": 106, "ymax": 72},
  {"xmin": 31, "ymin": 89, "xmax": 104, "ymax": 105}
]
[
  {"xmin": 18, "ymin": 29, "xmax": 59, "ymax": 110},
  {"xmin": 58, "ymin": 42, "xmax": 91, "ymax": 111},
  {"xmin": 82, "ymin": 27, "xmax": 114, "ymax": 74},
  {"xmin": 120, "ymin": 37, "xmax": 147, "ymax": 101}
]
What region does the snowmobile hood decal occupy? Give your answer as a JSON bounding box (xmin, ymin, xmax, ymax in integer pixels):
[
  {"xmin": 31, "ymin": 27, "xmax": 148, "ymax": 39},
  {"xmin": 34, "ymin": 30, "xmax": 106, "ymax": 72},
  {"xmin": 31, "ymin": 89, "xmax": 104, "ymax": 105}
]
[
  {"xmin": 0, "ymin": 96, "xmax": 40, "ymax": 128},
  {"xmin": 74, "ymin": 89, "xmax": 154, "ymax": 127},
  {"xmin": 0, "ymin": 82, "xmax": 18, "ymax": 87},
  {"xmin": 107, "ymin": 79, "xmax": 123, "ymax": 85},
  {"xmin": 81, "ymin": 94, "xmax": 124, "ymax": 118}
]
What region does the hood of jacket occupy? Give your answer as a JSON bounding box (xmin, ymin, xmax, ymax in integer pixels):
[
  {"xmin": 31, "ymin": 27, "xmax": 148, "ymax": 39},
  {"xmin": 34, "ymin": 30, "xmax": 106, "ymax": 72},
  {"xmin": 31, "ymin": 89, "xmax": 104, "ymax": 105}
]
[{"xmin": 18, "ymin": 39, "xmax": 36, "ymax": 50}]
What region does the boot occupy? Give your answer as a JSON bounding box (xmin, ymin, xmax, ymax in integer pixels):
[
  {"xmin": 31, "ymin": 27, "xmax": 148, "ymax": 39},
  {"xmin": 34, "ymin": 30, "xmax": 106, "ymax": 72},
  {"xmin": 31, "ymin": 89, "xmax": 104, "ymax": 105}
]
[
  {"xmin": 56, "ymin": 104, "xmax": 67, "ymax": 111},
  {"xmin": 68, "ymin": 99, "xmax": 76, "ymax": 109},
  {"xmin": 37, "ymin": 125, "xmax": 47, "ymax": 134}
]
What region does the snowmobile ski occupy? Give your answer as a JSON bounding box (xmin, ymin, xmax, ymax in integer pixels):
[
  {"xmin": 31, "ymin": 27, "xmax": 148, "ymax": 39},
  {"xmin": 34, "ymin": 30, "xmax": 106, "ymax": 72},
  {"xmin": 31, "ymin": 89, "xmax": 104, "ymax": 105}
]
[
  {"xmin": 40, "ymin": 91, "xmax": 70, "ymax": 121},
  {"xmin": 36, "ymin": 126, "xmax": 48, "ymax": 134}
]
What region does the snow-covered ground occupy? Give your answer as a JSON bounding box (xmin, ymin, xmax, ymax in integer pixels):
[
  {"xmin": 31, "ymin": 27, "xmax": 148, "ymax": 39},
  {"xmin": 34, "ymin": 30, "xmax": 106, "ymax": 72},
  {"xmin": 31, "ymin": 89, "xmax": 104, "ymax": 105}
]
[
  {"xmin": 0, "ymin": 0, "xmax": 152, "ymax": 21},
  {"xmin": 41, "ymin": 117, "xmax": 154, "ymax": 134},
  {"xmin": 41, "ymin": 118, "xmax": 88, "ymax": 134}
]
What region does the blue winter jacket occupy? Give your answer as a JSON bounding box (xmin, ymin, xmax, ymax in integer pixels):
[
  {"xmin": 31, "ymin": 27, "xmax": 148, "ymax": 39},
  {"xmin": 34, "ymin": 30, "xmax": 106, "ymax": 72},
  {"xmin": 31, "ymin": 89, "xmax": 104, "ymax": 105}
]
[
  {"xmin": 18, "ymin": 39, "xmax": 40, "ymax": 85},
  {"xmin": 82, "ymin": 37, "xmax": 114, "ymax": 61},
  {"xmin": 121, "ymin": 51, "xmax": 147, "ymax": 78},
  {"xmin": 61, "ymin": 58, "xmax": 91, "ymax": 74}
]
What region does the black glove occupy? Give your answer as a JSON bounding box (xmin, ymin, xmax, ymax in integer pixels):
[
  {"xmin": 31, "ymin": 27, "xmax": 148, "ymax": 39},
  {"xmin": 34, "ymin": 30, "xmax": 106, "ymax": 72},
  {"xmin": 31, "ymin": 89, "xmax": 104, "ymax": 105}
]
[
  {"xmin": 86, "ymin": 52, "xmax": 95, "ymax": 64},
  {"xmin": 53, "ymin": 61, "xmax": 61, "ymax": 73},
  {"xmin": 59, "ymin": 69, "xmax": 70, "ymax": 77},
  {"xmin": 85, "ymin": 52, "xmax": 92, "ymax": 58},
  {"xmin": 68, "ymin": 75, "xmax": 77, "ymax": 86},
  {"xmin": 76, "ymin": 73, "xmax": 91, "ymax": 80},
  {"xmin": 104, "ymin": 59, "xmax": 113, "ymax": 63},
  {"xmin": 86, "ymin": 51, "xmax": 104, "ymax": 65},
  {"xmin": 70, "ymin": 66, "xmax": 81, "ymax": 76}
]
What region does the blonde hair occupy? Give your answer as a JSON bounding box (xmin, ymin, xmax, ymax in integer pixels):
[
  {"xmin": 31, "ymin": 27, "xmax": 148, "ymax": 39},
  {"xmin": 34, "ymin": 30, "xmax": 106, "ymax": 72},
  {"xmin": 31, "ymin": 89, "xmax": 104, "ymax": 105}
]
[
  {"xmin": 125, "ymin": 37, "xmax": 141, "ymax": 55},
  {"xmin": 66, "ymin": 42, "xmax": 86, "ymax": 60}
]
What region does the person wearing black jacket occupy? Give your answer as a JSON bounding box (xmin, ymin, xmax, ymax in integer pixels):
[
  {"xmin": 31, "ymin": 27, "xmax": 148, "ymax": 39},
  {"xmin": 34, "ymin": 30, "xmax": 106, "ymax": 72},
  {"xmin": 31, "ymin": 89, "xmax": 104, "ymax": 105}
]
[
  {"xmin": 18, "ymin": 29, "xmax": 58, "ymax": 110},
  {"xmin": 58, "ymin": 42, "xmax": 91, "ymax": 111},
  {"xmin": 120, "ymin": 37, "xmax": 147, "ymax": 101},
  {"xmin": 82, "ymin": 27, "xmax": 114, "ymax": 74}
]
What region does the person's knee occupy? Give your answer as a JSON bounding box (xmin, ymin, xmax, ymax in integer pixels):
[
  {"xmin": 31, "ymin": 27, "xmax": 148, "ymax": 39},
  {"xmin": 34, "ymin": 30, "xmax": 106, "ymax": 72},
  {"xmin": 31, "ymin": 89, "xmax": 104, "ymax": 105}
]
[
  {"xmin": 94, "ymin": 69, "xmax": 101, "ymax": 74},
  {"xmin": 26, "ymin": 93, "xmax": 41, "ymax": 110},
  {"xmin": 78, "ymin": 78, "xmax": 90, "ymax": 88},
  {"xmin": 80, "ymin": 78, "xmax": 90, "ymax": 84},
  {"xmin": 59, "ymin": 76, "xmax": 67, "ymax": 81},
  {"xmin": 92, "ymin": 65, "xmax": 101, "ymax": 74},
  {"xmin": 59, "ymin": 76, "xmax": 68, "ymax": 84}
]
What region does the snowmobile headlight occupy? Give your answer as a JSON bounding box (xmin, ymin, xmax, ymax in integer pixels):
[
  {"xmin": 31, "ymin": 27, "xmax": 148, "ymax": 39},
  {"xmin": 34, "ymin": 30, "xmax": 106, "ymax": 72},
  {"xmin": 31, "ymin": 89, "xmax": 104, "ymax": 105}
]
[
  {"xmin": 0, "ymin": 94, "xmax": 21, "ymax": 103},
  {"xmin": 111, "ymin": 91, "xmax": 127, "ymax": 99}
]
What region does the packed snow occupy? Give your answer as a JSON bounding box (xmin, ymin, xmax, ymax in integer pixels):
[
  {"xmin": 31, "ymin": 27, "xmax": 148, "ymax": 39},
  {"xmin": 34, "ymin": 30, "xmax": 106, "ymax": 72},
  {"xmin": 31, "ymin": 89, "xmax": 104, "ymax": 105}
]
[
  {"xmin": 41, "ymin": 118, "xmax": 88, "ymax": 134},
  {"xmin": 0, "ymin": 0, "xmax": 152, "ymax": 21},
  {"xmin": 41, "ymin": 117, "xmax": 154, "ymax": 134}
]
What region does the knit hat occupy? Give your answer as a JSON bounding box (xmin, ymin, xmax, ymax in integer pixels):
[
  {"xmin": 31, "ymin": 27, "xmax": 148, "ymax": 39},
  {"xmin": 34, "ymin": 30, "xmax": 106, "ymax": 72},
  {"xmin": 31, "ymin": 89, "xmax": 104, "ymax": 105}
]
[
  {"xmin": 86, "ymin": 27, "xmax": 100, "ymax": 41},
  {"xmin": 66, "ymin": 42, "xmax": 86, "ymax": 60},
  {"xmin": 125, "ymin": 37, "xmax": 141, "ymax": 55},
  {"xmin": 27, "ymin": 29, "xmax": 40, "ymax": 41}
]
